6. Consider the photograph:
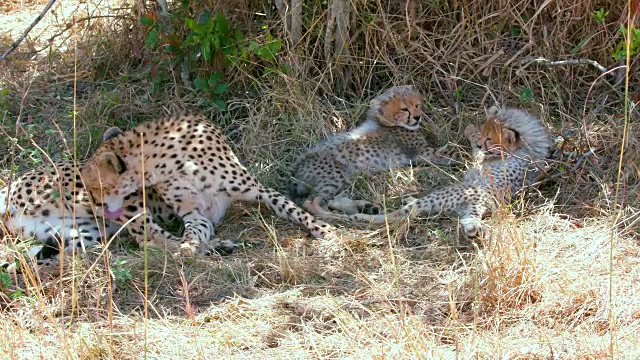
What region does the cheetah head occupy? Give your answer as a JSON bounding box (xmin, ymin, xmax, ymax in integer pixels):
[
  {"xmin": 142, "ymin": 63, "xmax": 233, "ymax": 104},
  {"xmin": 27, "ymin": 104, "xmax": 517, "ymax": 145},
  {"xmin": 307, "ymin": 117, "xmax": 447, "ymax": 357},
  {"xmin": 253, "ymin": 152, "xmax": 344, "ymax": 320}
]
[
  {"xmin": 368, "ymin": 85, "xmax": 424, "ymax": 131},
  {"xmin": 477, "ymin": 106, "xmax": 552, "ymax": 159},
  {"xmin": 80, "ymin": 151, "xmax": 132, "ymax": 220},
  {"xmin": 477, "ymin": 115, "xmax": 520, "ymax": 155}
]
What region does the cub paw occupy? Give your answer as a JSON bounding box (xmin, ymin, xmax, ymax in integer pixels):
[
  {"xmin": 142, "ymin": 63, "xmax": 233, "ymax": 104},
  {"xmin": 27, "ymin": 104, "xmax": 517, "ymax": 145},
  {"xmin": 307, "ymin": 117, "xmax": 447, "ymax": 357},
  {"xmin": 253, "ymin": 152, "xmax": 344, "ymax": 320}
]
[{"xmin": 460, "ymin": 217, "xmax": 483, "ymax": 239}]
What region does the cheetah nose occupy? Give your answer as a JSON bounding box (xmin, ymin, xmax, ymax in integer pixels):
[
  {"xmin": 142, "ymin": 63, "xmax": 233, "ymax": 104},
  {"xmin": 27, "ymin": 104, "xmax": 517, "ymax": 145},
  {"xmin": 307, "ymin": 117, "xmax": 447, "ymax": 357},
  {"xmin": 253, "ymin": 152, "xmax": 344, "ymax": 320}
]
[{"xmin": 413, "ymin": 115, "xmax": 421, "ymax": 121}]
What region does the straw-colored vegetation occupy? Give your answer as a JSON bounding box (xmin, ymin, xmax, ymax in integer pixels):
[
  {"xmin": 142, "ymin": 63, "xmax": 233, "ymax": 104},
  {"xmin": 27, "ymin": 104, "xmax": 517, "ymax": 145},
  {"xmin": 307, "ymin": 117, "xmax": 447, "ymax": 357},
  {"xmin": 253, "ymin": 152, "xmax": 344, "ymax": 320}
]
[{"xmin": 0, "ymin": 0, "xmax": 639, "ymax": 358}]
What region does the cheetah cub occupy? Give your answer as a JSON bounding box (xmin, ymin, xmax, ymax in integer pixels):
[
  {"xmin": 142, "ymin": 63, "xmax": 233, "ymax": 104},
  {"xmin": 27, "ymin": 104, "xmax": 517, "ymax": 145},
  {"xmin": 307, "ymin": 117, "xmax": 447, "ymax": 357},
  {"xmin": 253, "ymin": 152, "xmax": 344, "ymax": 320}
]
[
  {"xmin": 305, "ymin": 106, "xmax": 553, "ymax": 238},
  {"xmin": 290, "ymin": 85, "xmax": 456, "ymax": 215},
  {"xmin": 80, "ymin": 112, "xmax": 337, "ymax": 256}
]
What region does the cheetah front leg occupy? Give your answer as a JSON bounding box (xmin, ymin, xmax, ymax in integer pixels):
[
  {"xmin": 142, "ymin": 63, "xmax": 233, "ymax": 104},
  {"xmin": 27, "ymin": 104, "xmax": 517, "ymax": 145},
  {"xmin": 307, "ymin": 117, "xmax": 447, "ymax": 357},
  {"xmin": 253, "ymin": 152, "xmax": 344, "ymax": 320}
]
[
  {"xmin": 115, "ymin": 190, "xmax": 182, "ymax": 252},
  {"xmin": 457, "ymin": 202, "xmax": 488, "ymax": 238},
  {"xmin": 154, "ymin": 182, "xmax": 214, "ymax": 256}
]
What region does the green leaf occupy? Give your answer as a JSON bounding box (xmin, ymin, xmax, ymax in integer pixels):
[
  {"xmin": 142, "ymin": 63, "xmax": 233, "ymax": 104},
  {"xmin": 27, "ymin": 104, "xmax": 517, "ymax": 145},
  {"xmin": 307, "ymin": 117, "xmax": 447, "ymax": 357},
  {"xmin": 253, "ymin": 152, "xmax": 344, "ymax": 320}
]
[
  {"xmin": 164, "ymin": 45, "xmax": 180, "ymax": 54},
  {"xmin": 140, "ymin": 15, "xmax": 154, "ymax": 26},
  {"xmin": 215, "ymin": 12, "xmax": 229, "ymax": 34},
  {"xmin": 212, "ymin": 99, "xmax": 227, "ymax": 110},
  {"xmin": 185, "ymin": 18, "xmax": 196, "ymax": 30},
  {"xmin": 249, "ymin": 40, "xmax": 259, "ymax": 53},
  {"xmin": 198, "ymin": 11, "xmax": 212, "ymax": 26},
  {"xmin": 212, "ymin": 84, "xmax": 229, "ymax": 94},
  {"xmin": 208, "ymin": 72, "xmax": 223, "ymax": 84},
  {"xmin": 10, "ymin": 289, "xmax": 23, "ymax": 299},
  {"xmin": 0, "ymin": 271, "xmax": 11, "ymax": 289},
  {"xmin": 511, "ymin": 24, "xmax": 521, "ymax": 37},
  {"xmin": 145, "ymin": 28, "xmax": 158, "ymax": 48},
  {"xmin": 202, "ymin": 40, "xmax": 212, "ymax": 61},
  {"xmin": 194, "ymin": 77, "xmax": 208, "ymax": 91},
  {"xmin": 50, "ymin": 189, "xmax": 60, "ymax": 200}
]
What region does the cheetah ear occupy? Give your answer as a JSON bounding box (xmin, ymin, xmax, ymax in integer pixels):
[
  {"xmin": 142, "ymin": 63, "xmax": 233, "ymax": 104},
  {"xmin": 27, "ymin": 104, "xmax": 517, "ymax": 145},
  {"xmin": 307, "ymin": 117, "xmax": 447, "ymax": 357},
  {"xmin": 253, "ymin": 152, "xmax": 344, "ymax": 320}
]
[
  {"xmin": 502, "ymin": 128, "xmax": 519, "ymax": 145},
  {"xmin": 369, "ymin": 98, "xmax": 381, "ymax": 112},
  {"xmin": 102, "ymin": 127, "xmax": 123, "ymax": 142},
  {"xmin": 487, "ymin": 106, "xmax": 501, "ymax": 117},
  {"xmin": 98, "ymin": 152, "xmax": 127, "ymax": 175}
]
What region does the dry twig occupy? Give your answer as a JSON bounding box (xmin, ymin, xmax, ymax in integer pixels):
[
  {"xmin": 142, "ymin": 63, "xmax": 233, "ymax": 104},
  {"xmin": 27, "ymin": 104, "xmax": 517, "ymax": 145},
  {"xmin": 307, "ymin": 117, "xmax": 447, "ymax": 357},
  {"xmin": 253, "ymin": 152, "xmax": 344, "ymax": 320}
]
[
  {"xmin": 520, "ymin": 57, "xmax": 608, "ymax": 73},
  {"xmin": 529, "ymin": 147, "xmax": 604, "ymax": 188},
  {"xmin": 0, "ymin": 0, "xmax": 58, "ymax": 61}
]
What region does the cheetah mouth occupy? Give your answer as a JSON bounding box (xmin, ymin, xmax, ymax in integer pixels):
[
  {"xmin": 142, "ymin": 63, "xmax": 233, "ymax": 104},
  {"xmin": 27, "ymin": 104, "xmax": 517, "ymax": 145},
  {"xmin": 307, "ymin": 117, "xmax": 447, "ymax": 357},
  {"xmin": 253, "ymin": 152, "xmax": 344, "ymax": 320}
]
[
  {"xmin": 103, "ymin": 208, "xmax": 123, "ymax": 220},
  {"xmin": 403, "ymin": 121, "xmax": 420, "ymax": 130}
]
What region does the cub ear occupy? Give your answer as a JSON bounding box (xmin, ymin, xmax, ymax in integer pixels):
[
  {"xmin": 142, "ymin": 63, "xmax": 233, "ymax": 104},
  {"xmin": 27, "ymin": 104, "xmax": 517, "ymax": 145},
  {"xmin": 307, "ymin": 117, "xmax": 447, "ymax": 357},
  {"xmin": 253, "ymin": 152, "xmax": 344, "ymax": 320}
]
[
  {"xmin": 487, "ymin": 106, "xmax": 501, "ymax": 117},
  {"xmin": 369, "ymin": 98, "xmax": 381, "ymax": 112},
  {"xmin": 502, "ymin": 128, "xmax": 518, "ymax": 146},
  {"xmin": 102, "ymin": 127, "xmax": 123, "ymax": 142},
  {"xmin": 98, "ymin": 152, "xmax": 127, "ymax": 174}
]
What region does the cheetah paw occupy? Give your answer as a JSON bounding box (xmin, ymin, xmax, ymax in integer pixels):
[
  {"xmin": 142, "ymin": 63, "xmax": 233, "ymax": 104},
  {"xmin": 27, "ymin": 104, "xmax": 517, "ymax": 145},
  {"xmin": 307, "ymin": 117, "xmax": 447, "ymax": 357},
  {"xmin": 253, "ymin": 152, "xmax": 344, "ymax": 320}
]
[
  {"xmin": 460, "ymin": 218, "xmax": 483, "ymax": 239},
  {"xmin": 204, "ymin": 238, "xmax": 241, "ymax": 256},
  {"xmin": 178, "ymin": 243, "xmax": 198, "ymax": 257}
]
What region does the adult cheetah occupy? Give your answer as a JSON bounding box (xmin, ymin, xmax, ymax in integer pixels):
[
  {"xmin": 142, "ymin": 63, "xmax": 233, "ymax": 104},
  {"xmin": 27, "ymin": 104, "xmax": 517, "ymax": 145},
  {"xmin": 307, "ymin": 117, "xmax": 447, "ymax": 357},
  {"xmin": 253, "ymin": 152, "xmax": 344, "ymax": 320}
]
[
  {"xmin": 305, "ymin": 106, "xmax": 553, "ymax": 238},
  {"xmin": 0, "ymin": 127, "xmax": 217, "ymax": 259},
  {"xmin": 80, "ymin": 112, "xmax": 337, "ymax": 256}
]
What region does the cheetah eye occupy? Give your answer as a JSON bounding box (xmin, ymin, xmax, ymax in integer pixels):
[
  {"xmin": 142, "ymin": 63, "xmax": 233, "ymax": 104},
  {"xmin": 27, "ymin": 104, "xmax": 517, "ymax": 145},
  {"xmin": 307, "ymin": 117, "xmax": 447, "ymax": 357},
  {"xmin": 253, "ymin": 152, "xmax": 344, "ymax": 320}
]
[{"xmin": 400, "ymin": 108, "xmax": 409, "ymax": 112}]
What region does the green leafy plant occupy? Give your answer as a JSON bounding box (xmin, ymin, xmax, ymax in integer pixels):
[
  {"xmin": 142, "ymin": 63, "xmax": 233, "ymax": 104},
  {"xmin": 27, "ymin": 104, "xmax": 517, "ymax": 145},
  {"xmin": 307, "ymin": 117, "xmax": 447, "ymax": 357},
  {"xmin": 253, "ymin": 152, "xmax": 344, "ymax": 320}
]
[
  {"xmin": 0, "ymin": 270, "xmax": 11, "ymax": 290},
  {"xmin": 139, "ymin": 6, "xmax": 284, "ymax": 109},
  {"xmin": 184, "ymin": 12, "xmax": 236, "ymax": 63},
  {"xmin": 520, "ymin": 88, "xmax": 533, "ymax": 103},
  {"xmin": 111, "ymin": 259, "xmax": 133, "ymax": 293},
  {"xmin": 613, "ymin": 25, "xmax": 640, "ymax": 61},
  {"xmin": 194, "ymin": 71, "xmax": 228, "ymax": 109},
  {"xmin": 591, "ymin": 8, "xmax": 608, "ymax": 24}
]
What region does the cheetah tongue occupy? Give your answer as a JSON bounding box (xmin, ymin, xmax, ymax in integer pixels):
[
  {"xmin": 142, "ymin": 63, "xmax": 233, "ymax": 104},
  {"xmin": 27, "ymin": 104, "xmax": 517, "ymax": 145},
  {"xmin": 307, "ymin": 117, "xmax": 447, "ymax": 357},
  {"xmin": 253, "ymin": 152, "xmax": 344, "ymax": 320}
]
[{"xmin": 103, "ymin": 208, "xmax": 123, "ymax": 220}]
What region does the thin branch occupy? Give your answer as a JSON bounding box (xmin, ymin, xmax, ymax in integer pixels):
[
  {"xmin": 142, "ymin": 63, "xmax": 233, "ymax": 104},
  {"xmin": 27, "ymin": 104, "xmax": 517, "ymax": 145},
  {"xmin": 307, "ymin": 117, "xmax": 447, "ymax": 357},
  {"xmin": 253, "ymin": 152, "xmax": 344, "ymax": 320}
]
[
  {"xmin": 323, "ymin": 1, "xmax": 336, "ymax": 61},
  {"xmin": 290, "ymin": 0, "xmax": 302, "ymax": 45},
  {"xmin": 528, "ymin": 147, "xmax": 604, "ymax": 188},
  {"xmin": 274, "ymin": 0, "xmax": 290, "ymax": 37},
  {"xmin": 0, "ymin": 0, "xmax": 58, "ymax": 61},
  {"xmin": 43, "ymin": 15, "xmax": 128, "ymax": 48},
  {"xmin": 520, "ymin": 56, "xmax": 608, "ymax": 73},
  {"xmin": 334, "ymin": 0, "xmax": 350, "ymax": 59}
]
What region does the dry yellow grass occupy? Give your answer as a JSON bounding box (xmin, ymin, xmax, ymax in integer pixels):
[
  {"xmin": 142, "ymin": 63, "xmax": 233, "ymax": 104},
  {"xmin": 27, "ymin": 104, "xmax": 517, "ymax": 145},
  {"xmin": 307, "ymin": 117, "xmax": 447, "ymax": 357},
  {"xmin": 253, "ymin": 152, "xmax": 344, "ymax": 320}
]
[{"xmin": 0, "ymin": 0, "xmax": 639, "ymax": 358}]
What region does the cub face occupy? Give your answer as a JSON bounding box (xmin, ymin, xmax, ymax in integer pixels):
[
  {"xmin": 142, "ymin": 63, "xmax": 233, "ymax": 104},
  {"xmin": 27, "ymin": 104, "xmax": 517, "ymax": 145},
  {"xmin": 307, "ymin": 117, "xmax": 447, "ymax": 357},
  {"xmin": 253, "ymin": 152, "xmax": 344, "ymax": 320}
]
[
  {"xmin": 477, "ymin": 112, "xmax": 520, "ymax": 155},
  {"xmin": 370, "ymin": 85, "xmax": 424, "ymax": 130}
]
